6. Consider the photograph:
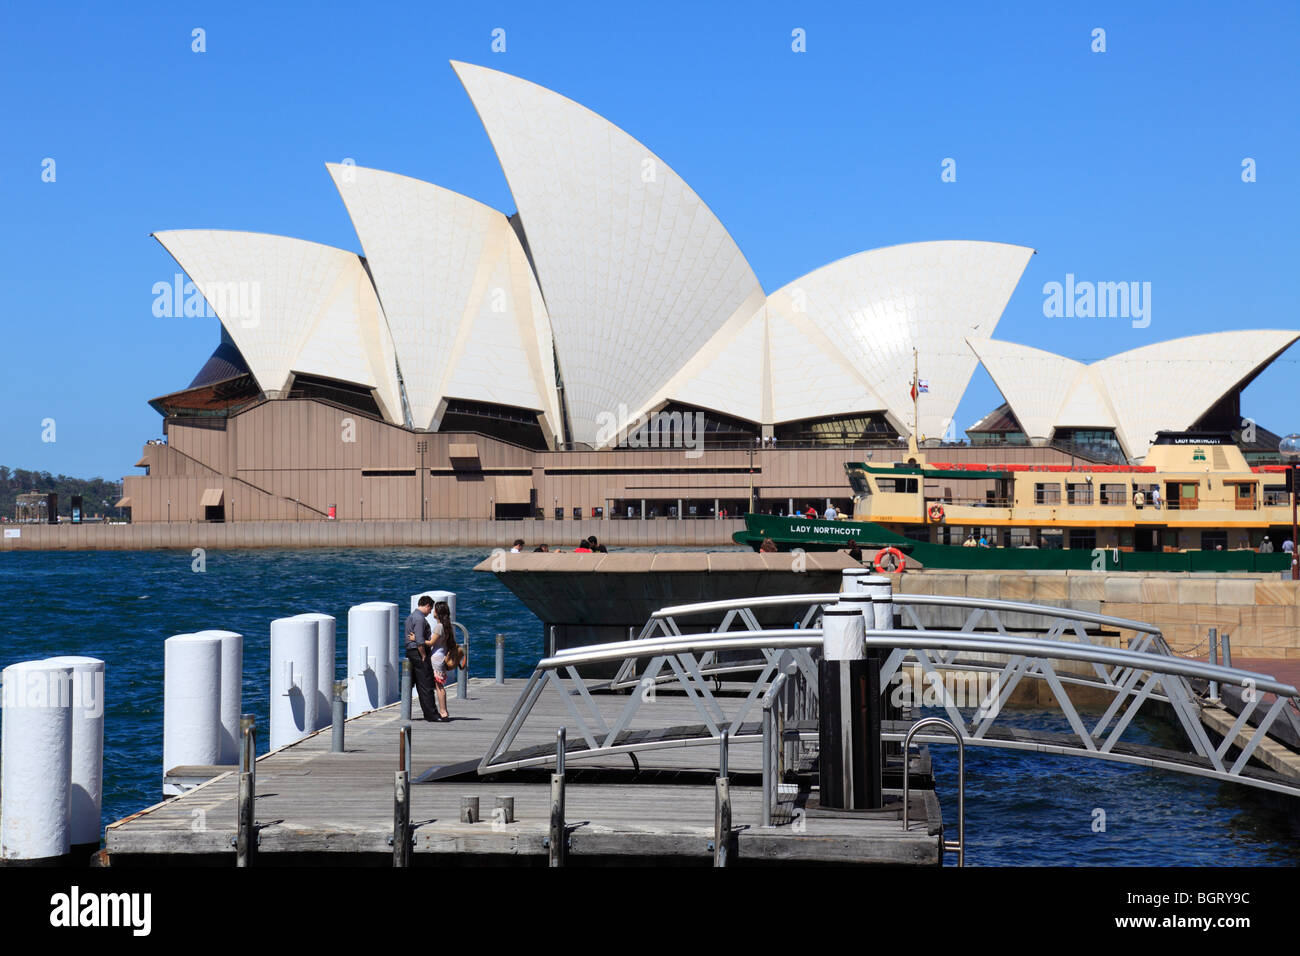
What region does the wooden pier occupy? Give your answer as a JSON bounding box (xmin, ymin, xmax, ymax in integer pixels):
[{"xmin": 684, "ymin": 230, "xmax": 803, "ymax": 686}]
[{"xmin": 106, "ymin": 679, "xmax": 945, "ymax": 866}]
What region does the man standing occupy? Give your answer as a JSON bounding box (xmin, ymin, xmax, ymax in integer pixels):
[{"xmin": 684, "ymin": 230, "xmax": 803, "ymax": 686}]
[
  {"xmin": 824, "ymin": 503, "xmax": 838, "ymax": 520},
  {"xmin": 1260, "ymin": 536, "xmax": 1274, "ymax": 553},
  {"xmin": 404, "ymin": 596, "xmax": 440, "ymax": 722}
]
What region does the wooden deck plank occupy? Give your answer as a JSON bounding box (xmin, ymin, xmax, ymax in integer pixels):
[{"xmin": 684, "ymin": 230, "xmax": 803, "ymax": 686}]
[{"xmin": 107, "ymin": 679, "xmax": 943, "ymax": 864}]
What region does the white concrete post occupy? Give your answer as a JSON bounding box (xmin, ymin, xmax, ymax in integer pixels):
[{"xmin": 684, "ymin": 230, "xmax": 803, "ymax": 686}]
[
  {"xmin": 293, "ymin": 615, "xmax": 335, "ymax": 731},
  {"xmin": 162, "ymin": 634, "xmax": 222, "ymax": 795},
  {"xmin": 43, "ymin": 656, "xmax": 105, "ymax": 848},
  {"xmin": 191, "ymin": 630, "xmax": 242, "ymax": 764},
  {"xmin": 1, "ymin": 660, "xmax": 74, "ymax": 859},
  {"xmin": 270, "ymin": 616, "xmax": 319, "ymax": 751},
  {"xmin": 347, "ymin": 603, "xmax": 390, "ymax": 717},
  {"xmin": 354, "ymin": 601, "xmax": 399, "ymax": 705}
]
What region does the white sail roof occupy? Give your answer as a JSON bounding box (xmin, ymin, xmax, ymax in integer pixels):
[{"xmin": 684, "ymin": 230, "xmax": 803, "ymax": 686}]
[
  {"xmin": 967, "ymin": 339, "xmax": 1087, "ymax": 442},
  {"xmin": 974, "ymin": 330, "xmax": 1300, "ymax": 458},
  {"xmin": 152, "ymin": 229, "xmax": 404, "ymax": 423},
  {"xmin": 764, "ymin": 241, "xmax": 1034, "ymax": 438},
  {"xmin": 452, "ymin": 60, "xmax": 765, "ymax": 447},
  {"xmin": 326, "ymin": 164, "xmax": 559, "ymax": 435},
  {"xmin": 1095, "ymin": 330, "xmax": 1300, "ymax": 456}
]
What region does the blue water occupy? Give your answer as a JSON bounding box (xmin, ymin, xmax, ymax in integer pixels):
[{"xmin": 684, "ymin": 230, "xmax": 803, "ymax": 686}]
[{"xmin": 1, "ymin": 547, "xmax": 1295, "ymax": 865}]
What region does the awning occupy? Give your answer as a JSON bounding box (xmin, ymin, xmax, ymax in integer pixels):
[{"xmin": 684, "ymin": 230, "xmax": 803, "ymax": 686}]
[
  {"xmin": 200, "ymin": 488, "xmax": 224, "ymax": 507},
  {"xmin": 449, "ymin": 443, "xmax": 480, "ymax": 459},
  {"xmin": 114, "ymin": 496, "xmax": 131, "ymax": 509},
  {"xmin": 135, "ymin": 455, "xmax": 149, "ymax": 467},
  {"xmin": 493, "ymin": 476, "xmax": 533, "ymax": 504}
]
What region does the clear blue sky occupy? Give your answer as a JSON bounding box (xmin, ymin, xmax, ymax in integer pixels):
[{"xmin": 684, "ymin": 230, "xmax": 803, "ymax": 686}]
[{"xmin": 2, "ymin": 0, "xmax": 1296, "ymax": 479}]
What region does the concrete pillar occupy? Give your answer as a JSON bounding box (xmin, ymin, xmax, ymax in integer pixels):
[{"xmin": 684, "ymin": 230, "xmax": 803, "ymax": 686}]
[
  {"xmin": 1, "ymin": 660, "xmax": 74, "ymax": 859},
  {"xmin": 788, "ymin": 497, "xmax": 794, "ymax": 516},
  {"xmin": 163, "ymin": 634, "xmax": 222, "ymax": 794},
  {"xmin": 43, "ymin": 656, "xmax": 105, "ymax": 848},
  {"xmin": 354, "ymin": 601, "xmax": 399, "ymax": 705},
  {"xmin": 270, "ymin": 616, "xmax": 319, "ymax": 750},
  {"xmin": 677, "ymin": 498, "xmax": 683, "ymax": 520},
  {"xmin": 293, "ymin": 615, "xmax": 335, "ymax": 732},
  {"xmin": 640, "ymin": 498, "xmax": 646, "ymax": 520},
  {"xmin": 347, "ymin": 603, "xmax": 389, "ymax": 717},
  {"xmin": 191, "ymin": 630, "xmax": 242, "ymax": 764}
]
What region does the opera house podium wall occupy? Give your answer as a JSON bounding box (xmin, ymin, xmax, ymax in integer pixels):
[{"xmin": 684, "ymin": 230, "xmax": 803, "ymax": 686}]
[{"xmin": 116, "ymin": 397, "xmax": 1084, "ymax": 528}]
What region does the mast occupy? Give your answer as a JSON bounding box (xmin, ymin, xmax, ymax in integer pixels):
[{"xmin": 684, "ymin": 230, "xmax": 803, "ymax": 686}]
[{"xmin": 912, "ymin": 347, "xmax": 919, "ymax": 441}]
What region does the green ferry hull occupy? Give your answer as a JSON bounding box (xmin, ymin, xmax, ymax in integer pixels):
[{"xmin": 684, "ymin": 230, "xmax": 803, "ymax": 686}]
[{"xmin": 733, "ymin": 513, "xmax": 1293, "ymax": 573}]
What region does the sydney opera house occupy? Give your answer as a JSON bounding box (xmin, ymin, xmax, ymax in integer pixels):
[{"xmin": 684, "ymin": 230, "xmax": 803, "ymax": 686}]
[{"xmin": 120, "ymin": 62, "xmax": 1297, "ymax": 524}]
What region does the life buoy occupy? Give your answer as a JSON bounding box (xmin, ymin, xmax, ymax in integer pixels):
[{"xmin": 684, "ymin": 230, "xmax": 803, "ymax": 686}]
[
  {"xmin": 928, "ymin": 504, "xmax": 945, "ymax": 521},
  {"xmin": 873, "ymin": 546, "xmax": 906, "ymax": 573}
]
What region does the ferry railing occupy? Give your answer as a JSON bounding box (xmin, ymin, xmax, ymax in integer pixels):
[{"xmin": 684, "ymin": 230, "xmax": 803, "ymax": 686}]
[{"xmin": 481, "ymin": 627, "xmax": 1300, "ymax": 801}]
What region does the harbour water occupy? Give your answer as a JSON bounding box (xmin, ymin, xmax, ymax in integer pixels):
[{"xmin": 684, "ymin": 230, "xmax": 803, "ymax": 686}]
[{"xmin": 0, "ymin": 547, "xmax": 1295, "ymax": 865}]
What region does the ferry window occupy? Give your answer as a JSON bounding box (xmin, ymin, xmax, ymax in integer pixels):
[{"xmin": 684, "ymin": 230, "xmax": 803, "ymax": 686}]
[
  {"xmin": 1039, "ymin": 530, "xmax": 1064, "ymax": 550},
  {"xmin": 1118, "ymin": 530, "xmax": 1134, "ymax": 549},
  {"xmin": 1162, "ymin": 530, "xmax": 1179, "ymax": 549},
  {"xmin": 1068, "ymin": 529, "xmax": 1096, "ymax": 551},
  {"xmin": 1034, "ymin": 482, "xmax": 1061, "ymax": 505},
  {"xmin": 1066, "ymin": 482, "xmax": 1092, "ymax": 505},
  {"xmin": 1263, "ymin": 485, "xmax": 1288, "ymax": 506},
  {"xmin": 848, "ymin": 472, "xmax": 871, "ymax": 495},
  {"xmin": 1009, "ymin": 527, "xmax": 1032, "ymax": 547},
  {"xmin": 877, "ymin": 478, "xmax": 918, "ymax": 494},
  {"xmin": 1099, "ymin": 483, "xmax": 1126, "ymax": 505},
  {"xmin": 1201, "ymin": 530, "xmax": 1227, "ymax": 551}
]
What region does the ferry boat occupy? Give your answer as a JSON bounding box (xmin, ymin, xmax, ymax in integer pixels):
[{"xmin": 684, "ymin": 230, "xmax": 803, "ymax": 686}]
[{"xmin": 734, "ymin": 432, "xmax": 1296, "ymax": 572}]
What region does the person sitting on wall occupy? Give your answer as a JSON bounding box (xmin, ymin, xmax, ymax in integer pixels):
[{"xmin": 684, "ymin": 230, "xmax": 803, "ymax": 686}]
[
  {"xmin": 587, "ymin": 536, "xmax": 607, "ymax": 553},
  {"xmin": 511, "ymin": 539, "xmax": 524, "ymax": 553},
  {"xmin": 847, "ymin": 546, "xmax": 863, "ymax": 563},
  {"xmin": 759, "ymin": 537, "xmax": 778, "ymax": 553},
  {"xmin": 532, "ymin": 544, "xmax": 550, "ymax": 552},
  {"xmin": 574, "ymin": 540, "xmax": 593, "ymax": 553}
]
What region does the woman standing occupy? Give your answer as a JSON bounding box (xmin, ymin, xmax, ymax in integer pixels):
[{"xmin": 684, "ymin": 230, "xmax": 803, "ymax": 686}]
[{"xmin": 429, "ymin": 601, "xmax": 455, "ymax": 720}]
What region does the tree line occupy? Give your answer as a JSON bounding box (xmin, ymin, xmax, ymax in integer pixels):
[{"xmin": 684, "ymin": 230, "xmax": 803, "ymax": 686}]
[{"xmin": 0, "ymin": 467, "xmax": 123, "ymax": 518}]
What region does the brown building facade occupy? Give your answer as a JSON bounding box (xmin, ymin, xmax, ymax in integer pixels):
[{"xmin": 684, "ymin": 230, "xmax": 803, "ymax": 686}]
[{"xmin": 121, "ymin": 397, "xmax": 1081, "ymax": 525}]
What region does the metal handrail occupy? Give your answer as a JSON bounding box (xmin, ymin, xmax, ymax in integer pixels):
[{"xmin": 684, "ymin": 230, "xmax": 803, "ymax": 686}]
[
  {"xmin": 642, "ymin": 592, "xmax": 1165, "ymax": 638},
  {"xmin": 903, "ymin": 717, "xmax": 964, "ymax": 867}
]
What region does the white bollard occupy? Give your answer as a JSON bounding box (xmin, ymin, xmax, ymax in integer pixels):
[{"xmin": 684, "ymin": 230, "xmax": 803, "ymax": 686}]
[
  {"xmin": 355, "ymin": 601, "xmax": 400, "ymax": 705},
  {"xmin": 840, "ymin": 570, "xmax": 893, "ymax": 630},
  {"xmin": 821, "ymin": 606, "xmax": 866, "ymax": 661},
  {"xmin": 426, "ymin": 590, "xmax": 457, "ymax": 623},
  {"xmin": 1, "ymin": 660, "xmax": 74, "ymax": 860},
  {"xmin": 191, "ymin": 630, "xmax": 242, "ymax": 765},
  {"xmin": 270, "ymin": 616, "xmax": 320, "ymax": 751},
  {"xmin": 43, "ymin": 656, "xmax": 105, "ymax": 848},
  {"xmin": 295, "ymin": 613, "xmax": 336, "ymax": 731},
  {"xmin": 347, "ymin": 603, "xmax": 391, "ymax": 717},
  {"xmin": 163, "ymin": 634, "xmax": 223, "ymax": 795}
]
